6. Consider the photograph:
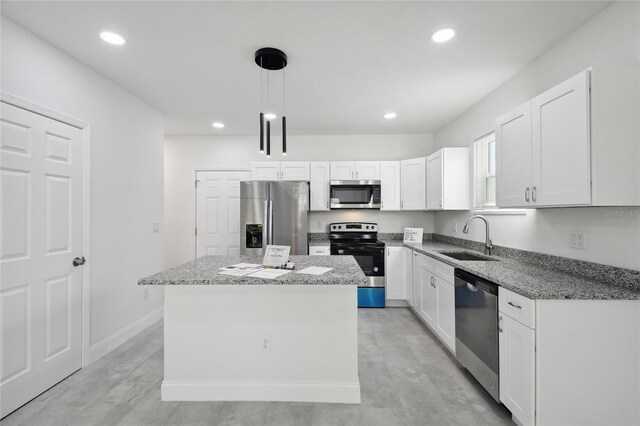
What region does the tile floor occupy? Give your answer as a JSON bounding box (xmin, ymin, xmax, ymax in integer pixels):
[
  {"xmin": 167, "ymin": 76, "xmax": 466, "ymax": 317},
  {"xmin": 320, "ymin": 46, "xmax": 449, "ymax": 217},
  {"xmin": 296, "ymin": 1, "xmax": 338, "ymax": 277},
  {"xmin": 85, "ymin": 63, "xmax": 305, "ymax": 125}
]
[{"xmin": 2, "ymin": 308, "xmax": 512, "ymax": 426}]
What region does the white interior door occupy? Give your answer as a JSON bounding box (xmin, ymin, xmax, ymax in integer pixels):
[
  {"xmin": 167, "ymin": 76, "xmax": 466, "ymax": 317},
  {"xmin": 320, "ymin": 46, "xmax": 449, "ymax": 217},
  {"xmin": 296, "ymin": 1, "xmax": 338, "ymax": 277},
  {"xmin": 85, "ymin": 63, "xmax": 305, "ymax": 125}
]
[
  {"xmin": 196, "ymin": 170, "xmax": 250, "ymax": 258},
  {"xmin": 1, "ymin": 102, "xmax": 84, "ymax": 418}
]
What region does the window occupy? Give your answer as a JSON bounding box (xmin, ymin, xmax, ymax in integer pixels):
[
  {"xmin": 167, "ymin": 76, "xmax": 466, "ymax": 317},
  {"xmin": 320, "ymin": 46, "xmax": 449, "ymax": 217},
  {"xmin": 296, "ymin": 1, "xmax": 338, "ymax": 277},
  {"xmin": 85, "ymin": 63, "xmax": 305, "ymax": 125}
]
[{"xmin": 473, "ymin": 132, "xmax": 496, "ymax": 208}]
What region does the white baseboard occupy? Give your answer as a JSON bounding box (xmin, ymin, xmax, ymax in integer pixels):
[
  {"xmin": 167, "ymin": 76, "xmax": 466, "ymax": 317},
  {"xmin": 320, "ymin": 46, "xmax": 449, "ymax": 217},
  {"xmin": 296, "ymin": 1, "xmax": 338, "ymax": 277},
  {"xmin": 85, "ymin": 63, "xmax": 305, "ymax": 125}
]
[
  {"xmin": 161, "ymin": 380, "xmax": 361, "ymax": 404},
  {"xmin": 88, "ymin": 306, "xmax": 163, "ymax": 364}
]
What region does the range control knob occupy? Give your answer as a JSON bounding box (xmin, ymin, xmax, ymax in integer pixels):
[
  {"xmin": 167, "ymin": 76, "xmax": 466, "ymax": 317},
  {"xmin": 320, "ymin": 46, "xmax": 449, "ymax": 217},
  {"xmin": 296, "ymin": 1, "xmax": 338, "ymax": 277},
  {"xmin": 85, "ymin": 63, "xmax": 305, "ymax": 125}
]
[
  {"xmin": 338, "ymin": 225, "xmax": 342, "ymax": 229},
  {"xmin": 366, "ymin": 226, "xmax": 370, "ymax": 229}
]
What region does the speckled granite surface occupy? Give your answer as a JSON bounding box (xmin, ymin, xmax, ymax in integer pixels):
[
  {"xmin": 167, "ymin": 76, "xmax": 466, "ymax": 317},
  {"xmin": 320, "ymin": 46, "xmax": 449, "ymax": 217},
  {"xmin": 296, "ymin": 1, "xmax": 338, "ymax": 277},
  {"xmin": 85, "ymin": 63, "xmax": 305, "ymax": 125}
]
[
  {"xmin": 403, "ymin": 241, "xmax": 640, "ymax": 300},
  {"xmin": 139, "ymin": 255, "xmax": 367, "ymax": 286}
]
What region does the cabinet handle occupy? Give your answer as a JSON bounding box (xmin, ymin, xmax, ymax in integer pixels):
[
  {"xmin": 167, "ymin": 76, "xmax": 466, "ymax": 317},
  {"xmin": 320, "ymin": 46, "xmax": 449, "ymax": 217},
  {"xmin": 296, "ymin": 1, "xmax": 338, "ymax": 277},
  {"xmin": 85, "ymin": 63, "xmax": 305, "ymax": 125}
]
[
  {"xmin": 525, "ymin": 187, "xmax": 530, "ymax": 202},
  {"xmin": 499, "ymin": 315, "xmax": 503, "ymax": 333},
  {"xmin": 326, "ymin": 201, "xmax": 329, "ymax": 209},
  {"xmin": 532, "ymin": 186, "xmax": 537, "ymax": 203},
  {"xmin": 356, "ymin": 171, "xmax": 359, "ymax": 179},
  {"xmin": 507, "ymin": 301, "xmax": 522, "ymax": 309},
  {"xmin": 413, "ymin": 253, "xmax": 418, "ymax": 257}
]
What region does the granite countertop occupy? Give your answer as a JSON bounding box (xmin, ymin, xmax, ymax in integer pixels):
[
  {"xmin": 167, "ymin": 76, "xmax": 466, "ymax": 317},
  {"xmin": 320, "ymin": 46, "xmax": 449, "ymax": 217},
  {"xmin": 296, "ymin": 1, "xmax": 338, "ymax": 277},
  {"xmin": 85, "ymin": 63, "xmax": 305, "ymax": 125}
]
[
  {"xmin": 139, "ymin": 255, "xmax": 367, "ymax": 286},
  {"xmin": 308, "ymin": 239, "xmax": 330, "ymax": 246},
  {"xmin": 403, "ymin": 241, "xmax": 640, "ymax": 300}
]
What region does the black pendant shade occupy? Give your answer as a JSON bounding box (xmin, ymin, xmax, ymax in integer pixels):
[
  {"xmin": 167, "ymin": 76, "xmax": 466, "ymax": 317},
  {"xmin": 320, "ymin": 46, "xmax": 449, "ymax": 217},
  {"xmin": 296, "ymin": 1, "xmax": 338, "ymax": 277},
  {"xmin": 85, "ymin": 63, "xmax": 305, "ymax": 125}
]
[
  {"xmin": 282, "ymin": 116, "xmax": 287, "ymax": 155},
  {"xmin": 259, "ymin": 113, "xmax": 264, "ymax": 153},
  {"xmin": 266, "ymin": 120, "xmax": 271, "ymax": 157}
]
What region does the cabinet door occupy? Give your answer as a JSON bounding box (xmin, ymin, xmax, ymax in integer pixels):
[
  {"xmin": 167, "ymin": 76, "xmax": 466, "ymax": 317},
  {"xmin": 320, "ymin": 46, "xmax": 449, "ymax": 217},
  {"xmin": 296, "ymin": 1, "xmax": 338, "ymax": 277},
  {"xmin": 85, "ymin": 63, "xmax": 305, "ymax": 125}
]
[
  {"xmin": 426, "ymin": 151, "xmax": 443, "ymax": 210},
  {"xmin": 385, "ymin": 247, "xmax": 407, "ymax": 300},
  {"xmin": 251, "ymin": 162, "xmax": 280, "ymax": 181},
  {"xmin": 411, "ymin": 252, "xmax": 420, "ymax": 308},
  {"xmin": 330, "ymin": 162, "xmax": 355, "ymax": 180},
  {"xmin": 435, "ymin": 277, "xmax": 455, "ymax": 352},
  {"xmin": 309, "ymin": 246, "xmax": 330, "ymax": 255},
  {"xmin": 355, "ymin": 161, "xmax": 380, "ymax": 180},
  {"xmin": 280, "ymin": 162, "xmax": 310, "ymax": 181},
  {"xmin": 380, "ymin": 161, "xmax": 401, "ymax": 210},
  {"xmin": 419, "ymin": 269, "xmax": 436, "ymax": 327},
  {"xmin": 499, "ymin": 313, "xmax": 535, "ymax": 426},
  {"xmin": 532, "ymin": 70, "xmax": 590, "ymax": 206},
  {"xmin": 496, "ymin": 102, "xmax": 532, "ymax": 208},
  {"xmin": 400, "ymin": 158, "xmax": 426, "ymax": 210},
  {"xmin": 309, "ymin": 162, "xmax": 330, "ymax": 211}
]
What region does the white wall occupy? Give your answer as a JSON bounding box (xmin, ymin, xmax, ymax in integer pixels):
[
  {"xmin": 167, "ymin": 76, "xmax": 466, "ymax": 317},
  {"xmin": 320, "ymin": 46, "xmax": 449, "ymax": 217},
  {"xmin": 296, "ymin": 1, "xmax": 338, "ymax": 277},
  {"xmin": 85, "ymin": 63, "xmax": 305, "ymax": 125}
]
[
  {"xmin": 165, "ymin": 134, "xmax": 434, "ymax": 267},
  {"xmin": 433, "ymin": 2, "xmax": 640, "ymax": 270},
  {"xmin": 1, "ymin": 17, "xmax": 165, "ymax": 351}
]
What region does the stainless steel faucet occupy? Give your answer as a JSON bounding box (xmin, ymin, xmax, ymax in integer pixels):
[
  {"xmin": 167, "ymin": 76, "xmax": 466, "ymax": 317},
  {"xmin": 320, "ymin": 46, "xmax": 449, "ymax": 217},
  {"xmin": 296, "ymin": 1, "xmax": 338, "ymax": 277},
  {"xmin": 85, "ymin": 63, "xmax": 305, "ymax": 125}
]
[{"xmin": 462, "ymin": 215, "xmax": 494, "ymax": 256}]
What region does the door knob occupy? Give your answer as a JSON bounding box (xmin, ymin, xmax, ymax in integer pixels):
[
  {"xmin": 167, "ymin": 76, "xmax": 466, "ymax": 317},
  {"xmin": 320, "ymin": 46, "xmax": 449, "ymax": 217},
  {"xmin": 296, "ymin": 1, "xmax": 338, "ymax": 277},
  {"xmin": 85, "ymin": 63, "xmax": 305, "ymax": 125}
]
[{"xmin": 73, "ymin": 256, "xmax": 86, "ymax": 266}]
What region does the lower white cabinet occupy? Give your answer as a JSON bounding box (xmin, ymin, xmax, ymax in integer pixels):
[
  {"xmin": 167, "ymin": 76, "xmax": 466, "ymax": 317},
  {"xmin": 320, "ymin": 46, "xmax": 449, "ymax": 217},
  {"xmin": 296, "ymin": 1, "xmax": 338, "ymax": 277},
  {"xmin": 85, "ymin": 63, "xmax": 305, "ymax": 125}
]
[
  {"xmin": 408, "ymin": 250, "xmax": 456, "ymax": 353},
  {"xmin": 308, "ymin": 245, "xmax": 330, "ymax": 255},
  {"xmin": 434, "ymin": 276, "xmax": 455, "ymax": 350},
  {"xmin": 499, "ymin": 310, "xmax": 536, "ymax": 426},
  {"xmin": 385, "ymin": 247, "xmax": 408, "ymax": 300}
]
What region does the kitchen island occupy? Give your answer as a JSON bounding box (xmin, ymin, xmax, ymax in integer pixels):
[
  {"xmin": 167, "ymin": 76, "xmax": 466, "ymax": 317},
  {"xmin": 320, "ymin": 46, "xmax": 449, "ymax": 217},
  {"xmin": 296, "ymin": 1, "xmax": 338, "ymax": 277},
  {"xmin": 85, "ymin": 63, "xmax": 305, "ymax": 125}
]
[{"xmin": 139, "ymin": 255, "xmax": 365, "ymax": 403}]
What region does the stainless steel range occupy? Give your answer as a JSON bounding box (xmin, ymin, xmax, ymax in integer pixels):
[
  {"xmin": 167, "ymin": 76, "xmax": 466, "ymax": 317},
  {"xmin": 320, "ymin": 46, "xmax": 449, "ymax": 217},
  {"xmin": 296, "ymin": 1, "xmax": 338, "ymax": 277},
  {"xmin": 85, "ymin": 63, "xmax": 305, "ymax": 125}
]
[{"xmin": 329, "ymin": 222, "xmax": 385, "ymax": 307}]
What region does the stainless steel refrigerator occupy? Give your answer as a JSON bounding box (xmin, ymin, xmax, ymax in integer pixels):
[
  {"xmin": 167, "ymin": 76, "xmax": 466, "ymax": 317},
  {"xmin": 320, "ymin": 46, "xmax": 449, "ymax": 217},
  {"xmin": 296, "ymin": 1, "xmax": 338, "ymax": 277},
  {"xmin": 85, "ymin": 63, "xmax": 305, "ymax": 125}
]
[{"xmin": 240, "ymin": 181, "xmax": 309, "ymax": 255}]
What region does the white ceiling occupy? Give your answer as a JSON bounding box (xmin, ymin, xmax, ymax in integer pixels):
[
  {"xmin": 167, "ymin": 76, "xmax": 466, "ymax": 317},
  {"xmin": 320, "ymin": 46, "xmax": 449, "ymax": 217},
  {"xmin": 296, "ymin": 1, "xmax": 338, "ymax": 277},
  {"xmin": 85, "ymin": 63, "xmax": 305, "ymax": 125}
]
[{"xmin": 2, "ymin": 1, "xmax": 610, "ymax": 136}]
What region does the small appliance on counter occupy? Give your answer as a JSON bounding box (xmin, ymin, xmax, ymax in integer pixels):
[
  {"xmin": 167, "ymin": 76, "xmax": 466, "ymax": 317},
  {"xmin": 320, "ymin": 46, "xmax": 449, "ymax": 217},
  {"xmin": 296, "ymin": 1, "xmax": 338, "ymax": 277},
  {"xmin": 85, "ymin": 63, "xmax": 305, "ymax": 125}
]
[
  {"xmin": 329, "ymin": 180, "xmax": 381, "ymax": 209},
  {"xmin": 329, "ymin": 222, "xmax": 385, "ymax": 307}
]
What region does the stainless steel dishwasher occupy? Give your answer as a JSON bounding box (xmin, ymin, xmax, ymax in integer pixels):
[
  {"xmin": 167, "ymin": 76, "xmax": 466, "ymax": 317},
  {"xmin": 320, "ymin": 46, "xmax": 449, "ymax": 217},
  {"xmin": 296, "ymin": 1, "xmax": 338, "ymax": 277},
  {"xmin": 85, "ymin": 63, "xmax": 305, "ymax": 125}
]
[{"xmin": 454, "ymin": 268, "xmax": 500, "ymax": 401}]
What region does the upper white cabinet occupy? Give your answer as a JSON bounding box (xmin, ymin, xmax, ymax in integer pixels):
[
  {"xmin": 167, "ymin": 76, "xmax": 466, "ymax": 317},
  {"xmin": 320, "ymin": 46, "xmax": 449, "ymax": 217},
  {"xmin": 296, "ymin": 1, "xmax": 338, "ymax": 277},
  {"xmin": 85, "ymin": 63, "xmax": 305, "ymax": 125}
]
[
  {"xmin": 426, "ymin": 148, "xmax": 470, "ymax": 211},
  {"xmin": 531, "ymin": 71, "xmax": 591, "ymax": 206},
  {"xmin": 251, "ymin": 162, "xmax": 310, "ymax": 181},
  {"xmin": 330, "ymin": 161, "xmax": 380, "ymax": 180},
  {"xmin": 385, "ymin": 246, "xmax": 409, "ymax": 301},
  {"xmin": 496, "ymin": 70, "xmax": 591, "ymax": 208},
  {"xmin": 496, "ymin": 102, "xmax": 533, "ymax": 208},
  {"xmin": 380, "ymin": 161, "xmax": 401, "ymax": 210},
  {"xmin": 309, "ymin": 162, "xmax": 330, "ymax": 211},
  {"xmin": 400, "ymin": 157, "xmax": 426, "ymax": 210}
]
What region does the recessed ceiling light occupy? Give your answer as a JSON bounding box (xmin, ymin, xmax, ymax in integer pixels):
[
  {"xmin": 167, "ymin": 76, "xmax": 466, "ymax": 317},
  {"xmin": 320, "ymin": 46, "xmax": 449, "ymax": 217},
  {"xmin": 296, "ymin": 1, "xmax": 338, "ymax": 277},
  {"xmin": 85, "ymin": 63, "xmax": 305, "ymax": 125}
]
[
  {"xmin": 100, "ymin": 31, "xmax": 126, "ymax": 46},
  {"xmin": 383, "ymin": 112, "xmax": 397, "ymax": 119},
  {"xmin": 212, "ymin": 122, "xmax": 225, "ymax": 129},
  {"xmin": 264, "ymin": 113, "xmax": 277, "ymax": 120},
  {"xmin": 431, "ymin": 28, "xmax": 456, "ymax": 43}
]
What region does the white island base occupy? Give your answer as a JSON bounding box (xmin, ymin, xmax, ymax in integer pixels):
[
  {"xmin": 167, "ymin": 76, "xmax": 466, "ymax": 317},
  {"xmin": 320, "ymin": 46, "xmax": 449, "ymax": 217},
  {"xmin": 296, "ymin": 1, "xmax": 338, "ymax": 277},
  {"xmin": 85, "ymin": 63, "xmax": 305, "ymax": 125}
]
[{"xmin": 161, "ymin": 285, "xmax": 360, "ymax": 404}]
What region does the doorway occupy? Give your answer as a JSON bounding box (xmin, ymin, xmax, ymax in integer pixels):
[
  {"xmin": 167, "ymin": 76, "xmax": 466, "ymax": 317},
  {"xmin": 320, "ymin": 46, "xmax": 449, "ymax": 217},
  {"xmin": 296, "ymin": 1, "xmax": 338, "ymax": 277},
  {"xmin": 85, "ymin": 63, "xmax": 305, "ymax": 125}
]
[{"xmin": 1, "ymin": 101, "xmax": 86, "ymax": 418}]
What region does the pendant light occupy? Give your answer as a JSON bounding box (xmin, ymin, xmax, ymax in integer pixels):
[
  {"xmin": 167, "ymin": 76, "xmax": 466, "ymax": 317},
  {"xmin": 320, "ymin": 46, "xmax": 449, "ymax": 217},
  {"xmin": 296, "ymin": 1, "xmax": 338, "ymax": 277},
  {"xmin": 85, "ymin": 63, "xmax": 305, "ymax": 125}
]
[{"xmin": 255, "ymin": 47, "xmax": 288, "ymax": 156}]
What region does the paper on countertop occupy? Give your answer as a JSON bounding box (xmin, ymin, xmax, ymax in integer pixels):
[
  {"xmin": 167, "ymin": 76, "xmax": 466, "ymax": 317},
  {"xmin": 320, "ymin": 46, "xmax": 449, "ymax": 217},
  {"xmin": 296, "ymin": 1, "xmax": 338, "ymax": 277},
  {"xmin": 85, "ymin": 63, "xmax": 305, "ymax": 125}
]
[
  {"xmin": 230, "ymin": 263, "xmax": 262, "ymax": 268},
  {"xmin": 219, "ymin": 267, "xmax": 262, "ymax": 277},
  {"xmin": 296, "ymin": 266, "xmax": 333, "ymax": 276},
  {"xmin": 248, "ymin": 269, "xmax": 291, "ymax": 280}
]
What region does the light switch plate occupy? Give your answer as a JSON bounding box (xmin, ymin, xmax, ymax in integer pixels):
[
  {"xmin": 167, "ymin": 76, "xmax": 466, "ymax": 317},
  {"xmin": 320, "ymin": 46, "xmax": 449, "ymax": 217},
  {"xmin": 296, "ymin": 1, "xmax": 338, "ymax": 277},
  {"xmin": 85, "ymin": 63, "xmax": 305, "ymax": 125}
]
[
  {"xmin": 152, "ymin": 222, "xmax": 161, "ymax": 233},
  {"xmin": 570, "ymin": 231, "xmax": 586, "ymax": 250}
]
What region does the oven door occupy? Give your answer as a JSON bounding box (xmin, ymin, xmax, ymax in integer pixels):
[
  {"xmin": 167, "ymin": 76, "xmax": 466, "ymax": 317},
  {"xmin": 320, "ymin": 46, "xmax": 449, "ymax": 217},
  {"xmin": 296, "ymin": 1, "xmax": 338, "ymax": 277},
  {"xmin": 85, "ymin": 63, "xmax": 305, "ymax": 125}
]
[
  {"xmin": 329, "ymin": 181, "xmax": 381, "ymax": 209},
  {"xmin": 330, "ymin": 243, "xmax": 385, "ymax": 287}
]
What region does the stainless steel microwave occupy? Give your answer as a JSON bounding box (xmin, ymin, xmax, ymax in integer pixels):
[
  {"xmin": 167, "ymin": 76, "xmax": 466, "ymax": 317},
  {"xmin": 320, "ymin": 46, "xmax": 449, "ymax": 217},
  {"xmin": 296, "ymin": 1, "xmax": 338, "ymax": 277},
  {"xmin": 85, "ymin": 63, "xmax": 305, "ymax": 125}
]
[{"xmin": 329, "ymin": 180, "xmax": 381, "ymax": 209}]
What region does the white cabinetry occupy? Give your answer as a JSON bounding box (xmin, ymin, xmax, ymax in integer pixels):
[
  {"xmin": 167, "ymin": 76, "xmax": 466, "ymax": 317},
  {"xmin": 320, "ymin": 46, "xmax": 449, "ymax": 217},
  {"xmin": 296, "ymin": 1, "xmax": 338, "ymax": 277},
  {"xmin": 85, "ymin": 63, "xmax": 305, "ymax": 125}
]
[
  {"xmin": 496, "ymin": 70, "xmax": 591, "ymax": 208},
  {"xmin": 400, "ymin": 157, "xmax": 426, "ymax": 210},
  {"xmin": 251, "ymin": 162, "xmax": 310, "ymax": 181},
  {"xmin": 380, "ymin": 161, "xmax": 401, "ymax": 210},
  {"xmin": 309, "ymin": 162, "xmax": 330, "ymax": 211},
  {"xmin": 330, "ymin": 161, "xmax": 380, "ymax": 180},
  {"xmin": 409, "ymin": 250, "xmax": 456, "ymax": 353},
  {"xmin": 385, "ymin": 247, "xmax": 408, "ymax": 300},
  {"xmin": 499, "ymin": 309, "xmax": 536, "ymax": 426},
  {"xmin": 309, "ymin": 245, "xmax": 330, "ymax": 255},
  {"xmin": 426, "ymin": 148, "xmax": 469, "ymax": 210}
]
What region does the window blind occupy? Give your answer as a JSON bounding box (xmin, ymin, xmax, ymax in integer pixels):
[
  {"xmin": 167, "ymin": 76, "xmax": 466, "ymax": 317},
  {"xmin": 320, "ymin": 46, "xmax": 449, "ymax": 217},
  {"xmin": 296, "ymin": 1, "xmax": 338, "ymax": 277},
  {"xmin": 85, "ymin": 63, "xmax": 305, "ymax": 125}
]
[{"xmin": 474, "ymin": 132, "xmax": 496, "ymax": 208}]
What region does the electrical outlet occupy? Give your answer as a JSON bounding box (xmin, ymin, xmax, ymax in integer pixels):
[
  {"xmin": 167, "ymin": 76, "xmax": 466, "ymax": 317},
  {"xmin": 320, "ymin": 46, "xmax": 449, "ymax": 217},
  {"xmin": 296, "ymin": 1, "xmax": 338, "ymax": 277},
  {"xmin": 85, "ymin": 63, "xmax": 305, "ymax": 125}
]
[
  {"xmin": 152, "ymin": 222, "xmax": 160, "ymax": 233},
  {"xmin": 570, "ymin": 231, "xmax": 586, "ymax": 250},
  {"xmin": 318, "ymin": 220, "xmax": 324, "ymax": 230},
  {"xmin": 260, "ymin": 335, "xmax": 271, "ymax": 352},
  {"xmin": 453, "ymin": 223, "xmax": 458, "ymax": 233},
  {"xmin": 143, "ymin": 288, "xmax": 149, "ymax": 299}
]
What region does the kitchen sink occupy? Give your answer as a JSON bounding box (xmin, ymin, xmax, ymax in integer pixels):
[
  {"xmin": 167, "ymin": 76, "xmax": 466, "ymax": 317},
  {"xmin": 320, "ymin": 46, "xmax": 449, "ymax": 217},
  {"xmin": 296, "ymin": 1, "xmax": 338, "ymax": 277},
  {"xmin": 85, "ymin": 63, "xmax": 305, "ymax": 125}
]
[{"xmin": 437, "ymin": 251, "xmax": 498, "ymax": 261}]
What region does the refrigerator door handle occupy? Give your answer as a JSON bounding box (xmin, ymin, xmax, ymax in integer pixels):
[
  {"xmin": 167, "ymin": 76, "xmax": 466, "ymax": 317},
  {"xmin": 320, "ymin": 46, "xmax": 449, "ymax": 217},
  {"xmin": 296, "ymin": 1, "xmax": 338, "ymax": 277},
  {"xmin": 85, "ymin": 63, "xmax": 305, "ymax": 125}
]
[
  {"xmin": 268, "ymin": 200, "xmax": 274, "ymax": 245},
  {"xmin": 264, "ymin": 199, "xmax": 269, "ymax": 247}
]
